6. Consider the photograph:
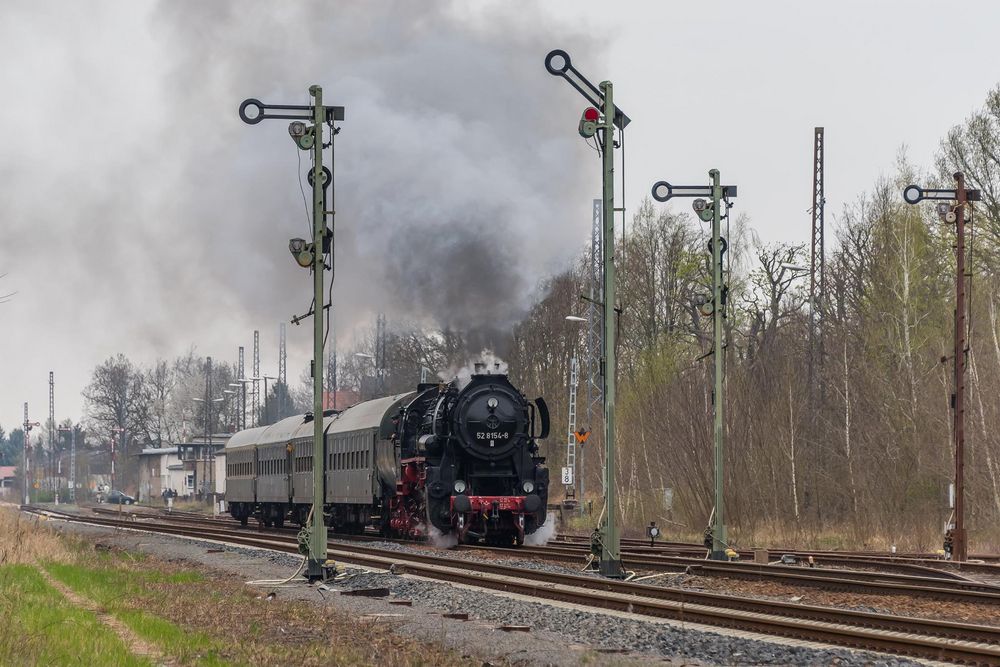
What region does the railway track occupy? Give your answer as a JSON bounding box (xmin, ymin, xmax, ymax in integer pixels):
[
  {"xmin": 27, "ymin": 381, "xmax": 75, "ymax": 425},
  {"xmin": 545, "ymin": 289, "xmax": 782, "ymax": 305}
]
[
  {"xmin": 554, "ymin": 532, "xmax": 1000, "ymax": 577},
  {"xmin": 23, "ymin": 505, "xmax": 1000, "ymax": 664},
  {"xmin": 555, "ymin": 531, "xmax": 1000, "ymax": 562},
  {"xmin": 88, "ymin": 505, "xmax": 1000, "ymax": 604},
  {"xmin": 480, "ymin": 543, "xmax": 1000, "ymax": 604}
]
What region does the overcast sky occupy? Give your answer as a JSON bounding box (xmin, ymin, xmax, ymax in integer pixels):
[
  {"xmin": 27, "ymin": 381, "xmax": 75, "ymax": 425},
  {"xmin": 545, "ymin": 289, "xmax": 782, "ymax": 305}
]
[{"xmin": 3, "ymin": 0, "xmax": 999, "ymax": 435}]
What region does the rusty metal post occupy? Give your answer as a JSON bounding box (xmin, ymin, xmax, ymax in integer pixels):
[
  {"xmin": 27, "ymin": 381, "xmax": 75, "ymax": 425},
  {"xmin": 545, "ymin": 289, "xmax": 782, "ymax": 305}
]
[
  {"xmin": 953, "ymin": 172, "xmax": 968, "ymax": 563},
  {"xmin": 902, "ymin": 175, "xmax": 979, "ymax": 560}
]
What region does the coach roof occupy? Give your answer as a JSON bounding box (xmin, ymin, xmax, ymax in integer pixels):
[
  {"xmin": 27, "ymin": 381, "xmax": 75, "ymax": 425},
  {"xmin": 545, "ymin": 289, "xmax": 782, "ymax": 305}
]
[{"xmin": 327, "ymin": 393, "xmax": 414, "ymax": 436}]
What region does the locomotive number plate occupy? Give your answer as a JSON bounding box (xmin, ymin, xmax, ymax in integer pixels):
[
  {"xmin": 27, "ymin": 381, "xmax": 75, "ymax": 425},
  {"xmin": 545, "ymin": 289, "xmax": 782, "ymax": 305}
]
[{"xmin": 476, "ymin": 431, "xmax": 509, "ymax": 446}]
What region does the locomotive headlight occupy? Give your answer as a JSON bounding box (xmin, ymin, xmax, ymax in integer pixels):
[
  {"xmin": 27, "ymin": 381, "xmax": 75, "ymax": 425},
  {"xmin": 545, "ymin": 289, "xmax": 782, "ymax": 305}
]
[
  {"xmin": 453, "ymin": 480, "xmax": 467, "ymax": 494},
  {"xmin": 522, "ymin": 480, "xmax": 535, "ymax": 494}
]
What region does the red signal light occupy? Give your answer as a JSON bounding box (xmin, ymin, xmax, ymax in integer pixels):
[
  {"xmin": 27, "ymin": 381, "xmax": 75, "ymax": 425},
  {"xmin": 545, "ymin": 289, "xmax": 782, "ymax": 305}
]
[{"xmin": 583, "ymin": 107, "xmax": 600, "ymax": 122}]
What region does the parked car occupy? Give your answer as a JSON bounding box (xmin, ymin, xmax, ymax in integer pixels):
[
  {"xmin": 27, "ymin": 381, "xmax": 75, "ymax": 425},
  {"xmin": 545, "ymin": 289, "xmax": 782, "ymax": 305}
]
[{"xmin": 106, "ymin": 490, "xmax": 135, "ymax": 505}]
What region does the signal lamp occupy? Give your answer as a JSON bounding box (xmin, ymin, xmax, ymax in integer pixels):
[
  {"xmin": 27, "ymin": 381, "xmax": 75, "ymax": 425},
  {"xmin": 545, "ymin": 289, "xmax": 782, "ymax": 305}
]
[
  {"xmin": 579, "ymin": 107, "xmax": 599, "ymax": 139},
  {"xmin": 288, "ymin": 238, "xmax": 314, "ymax": 269},
  {"xmin": 522, "ymin": 480, "xmax": 535, "ymax": 494},
  {"xmin": 288, "ymin": 121, "xmax": 315, "ymax": 150},
  {"xmin": 454, "ymin": 480, "xmax": 467, "ymax": 494}
]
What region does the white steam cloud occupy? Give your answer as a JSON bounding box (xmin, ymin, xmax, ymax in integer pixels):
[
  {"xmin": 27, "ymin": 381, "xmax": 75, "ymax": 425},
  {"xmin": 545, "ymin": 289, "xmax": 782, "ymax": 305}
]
[
  {"xmin": 443, "ymin": 349, "xmax": 510, "ymax": 388},
  {"xmin": 0, "ymin": 1, "xmax": 601, "ymax": 426},
  {"xmin": 525, "ymin": 512, "xmax": 558, "ymax": 546}
]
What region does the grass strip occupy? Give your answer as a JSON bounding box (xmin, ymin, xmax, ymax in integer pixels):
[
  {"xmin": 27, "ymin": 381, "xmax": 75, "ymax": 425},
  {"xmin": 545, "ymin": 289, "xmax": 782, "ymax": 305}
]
[
  {"xmin": 45, "ymin": 561, "xmax": 229, "ymax": 666},
  {"xmin": 0, "ymin": 563, "xmax": 148, "ymax": 666}
]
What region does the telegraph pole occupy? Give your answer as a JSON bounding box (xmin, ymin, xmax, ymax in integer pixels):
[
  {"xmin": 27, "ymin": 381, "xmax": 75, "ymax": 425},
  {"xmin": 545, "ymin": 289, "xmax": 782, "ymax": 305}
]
[
  {"xmin": 653, "ymin": 172, "xmax": 738, "ymax": 560},
  {"xmin": 903, "ymin": 175, "xmax": 980, "ymax": 561},
  {"xmin": 240, "ymin": 86, "xmax": 343, "ymax": 581},
  {"xmin": 546, "ymin": 49, "xmax": 630, "ymax": 577}
]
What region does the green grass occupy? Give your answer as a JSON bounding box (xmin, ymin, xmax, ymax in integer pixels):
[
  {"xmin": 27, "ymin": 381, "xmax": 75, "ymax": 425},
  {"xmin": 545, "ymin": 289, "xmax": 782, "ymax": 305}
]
[
  {"xmin": 0, "ymin": 564, "xmax": 148, "ymax": 666},
  {"xmin": 45, "ymin": 562, "xmax": 228, "ymax": 666}
]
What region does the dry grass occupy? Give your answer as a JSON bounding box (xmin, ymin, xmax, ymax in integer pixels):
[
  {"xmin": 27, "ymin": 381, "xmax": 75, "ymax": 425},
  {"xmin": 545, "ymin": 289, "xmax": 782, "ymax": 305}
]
[
  {"xmin": 0, "ymin": 508, "xmax": 476, "ymax": 666},
  {"xmin": 78, "ymin": 554, "xmax": 478, "ymax": 666},
  {"xmin": 0, "ymin": 507, "xmax": 77, "ymax": 565}
]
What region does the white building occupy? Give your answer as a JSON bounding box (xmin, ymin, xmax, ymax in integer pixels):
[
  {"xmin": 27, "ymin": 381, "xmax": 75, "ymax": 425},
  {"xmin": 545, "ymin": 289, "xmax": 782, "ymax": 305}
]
[{"xmin": 137, "ymin": 447, "xmax": 189, "ymax": 502}]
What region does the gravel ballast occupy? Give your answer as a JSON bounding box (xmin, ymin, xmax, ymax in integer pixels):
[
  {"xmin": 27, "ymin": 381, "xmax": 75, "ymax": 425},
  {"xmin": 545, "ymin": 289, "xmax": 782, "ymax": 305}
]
[{"xmin": 40, "ymin": 514, "xmax": 929, "ymax": 667}]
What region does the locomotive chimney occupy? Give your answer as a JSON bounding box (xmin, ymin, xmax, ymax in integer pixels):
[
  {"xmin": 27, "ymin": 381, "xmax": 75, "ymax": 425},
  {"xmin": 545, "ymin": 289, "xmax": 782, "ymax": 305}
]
[
  {"xmin": 494, "ymin": 362, "xmax": 500, "ymax": 371},
  {"xmin": 474, "ymin": 362, "xmax": 485, "ymax": 374}
]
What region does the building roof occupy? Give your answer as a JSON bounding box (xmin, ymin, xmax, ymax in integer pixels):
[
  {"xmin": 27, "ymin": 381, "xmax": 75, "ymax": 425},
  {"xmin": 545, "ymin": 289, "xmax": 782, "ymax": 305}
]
[
  {"xmin": 139, "ymin": 447, "xmax": 179, "ymax": 457},
  {"xmin": 324, "ymin": 389, "xmax": 361, "ymax": 410},
  {"xmin": 0, "ymin": 466, "xmax": 16, "ymax": 480}
]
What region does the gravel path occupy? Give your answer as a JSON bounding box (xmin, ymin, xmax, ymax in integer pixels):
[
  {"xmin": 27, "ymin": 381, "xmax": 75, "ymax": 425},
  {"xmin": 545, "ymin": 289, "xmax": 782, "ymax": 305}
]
[{"xmin": 43, "ymin": 516, "xmax": 930, "ymax": 666}]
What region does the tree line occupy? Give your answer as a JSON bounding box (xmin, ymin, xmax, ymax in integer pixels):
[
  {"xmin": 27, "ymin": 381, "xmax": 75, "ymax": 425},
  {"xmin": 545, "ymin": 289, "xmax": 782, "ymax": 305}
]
[
  {"xmin": 332, "ymin": 87, "xmax": 1000, "ymax": 550},
  {"xmin": 11, "ymin": 88, "xmax": 1000, "ymax": 550}
]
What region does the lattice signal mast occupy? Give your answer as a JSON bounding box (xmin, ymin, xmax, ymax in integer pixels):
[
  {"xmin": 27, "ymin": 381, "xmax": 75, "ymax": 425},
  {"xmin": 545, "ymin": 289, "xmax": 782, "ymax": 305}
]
[
  {"xmin": 237, "ymin": 346, "xmax": 246, "ymax": 431},
  {"xmin": 48, "ymin": 372, "xmax": 55, "ymax": 493},
  {"xmin": 564, "ymin": 357, "xmax": 579, "ymax": 501},
  {"xmin": 48, "ymin": 372, "xmax": 54, "ymax": 448},
  {"xmin": 278, "ymin": 322, "xmax": 287, "ymax": 386},
  {"xmin": 252, "ymin": 330, "xmax": 260, "ymax": 427},
  {"xmin": 582, "ymin": 198, "xmax": 603, "ymax": 504},
  {"xmin": 587, "ymin": 199, "xmax": 604, "ymax": 428},
  {"xmin": 23, "ymin": 403, "xmax": 30, "ymax": 504},
  {"xmin": 809, "ymin": 127, "xmax": 826, "ymax": 397},
  {"xmin": 375, "ymin": 313, "xmax": 387, "ymax": 396}
]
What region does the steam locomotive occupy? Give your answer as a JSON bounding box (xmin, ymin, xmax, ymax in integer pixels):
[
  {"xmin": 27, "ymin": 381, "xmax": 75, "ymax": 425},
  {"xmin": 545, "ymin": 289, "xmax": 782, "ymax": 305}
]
[{"xmin": 224, "ymin": 365, "xmax": 550, "ymax": 546}]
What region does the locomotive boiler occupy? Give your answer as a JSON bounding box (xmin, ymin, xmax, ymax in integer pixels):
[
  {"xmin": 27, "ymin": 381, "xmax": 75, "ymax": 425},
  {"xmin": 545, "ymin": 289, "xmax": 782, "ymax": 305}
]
[{"xmin": 225, "ymin": 366, "xmax": 550, "ymax": 546}]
